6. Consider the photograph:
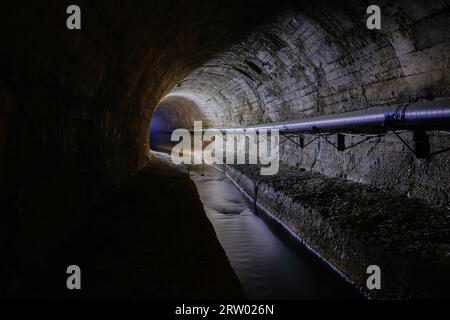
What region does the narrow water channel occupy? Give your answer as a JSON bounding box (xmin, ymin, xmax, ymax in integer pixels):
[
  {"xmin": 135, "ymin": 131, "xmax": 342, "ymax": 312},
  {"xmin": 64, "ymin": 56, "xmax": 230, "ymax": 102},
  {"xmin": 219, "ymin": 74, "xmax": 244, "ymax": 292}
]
[{"xmin": 189, "ymin": 165, "xmax": 360, "ymax": 300}]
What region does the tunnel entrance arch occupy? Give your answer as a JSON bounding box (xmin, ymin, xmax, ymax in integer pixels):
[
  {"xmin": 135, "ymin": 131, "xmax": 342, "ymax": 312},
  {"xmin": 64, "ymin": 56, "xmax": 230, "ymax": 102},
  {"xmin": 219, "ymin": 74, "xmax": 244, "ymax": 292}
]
[{"xmin": 149, "ymin": 95, "xmax": 212, "ymax": 153}]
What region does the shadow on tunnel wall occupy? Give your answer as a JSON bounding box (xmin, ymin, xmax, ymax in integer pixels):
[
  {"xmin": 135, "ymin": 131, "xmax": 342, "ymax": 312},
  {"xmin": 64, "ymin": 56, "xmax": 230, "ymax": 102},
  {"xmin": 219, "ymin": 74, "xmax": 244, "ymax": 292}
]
[
  {"xmin": 0, "ymin": 0, "xmax": 282, "ymax": 299},
  {"xmin": 0, "ymin": 0, "xmax": 449, "ymax": 300}
]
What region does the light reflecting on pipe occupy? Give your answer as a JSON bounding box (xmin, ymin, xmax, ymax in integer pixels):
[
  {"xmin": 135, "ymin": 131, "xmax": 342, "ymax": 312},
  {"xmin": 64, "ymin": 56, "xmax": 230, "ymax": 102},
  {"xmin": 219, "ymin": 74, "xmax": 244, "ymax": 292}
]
[{"xmin": 215, "ymin": 99, "xmax": 450, "ymax": 134}]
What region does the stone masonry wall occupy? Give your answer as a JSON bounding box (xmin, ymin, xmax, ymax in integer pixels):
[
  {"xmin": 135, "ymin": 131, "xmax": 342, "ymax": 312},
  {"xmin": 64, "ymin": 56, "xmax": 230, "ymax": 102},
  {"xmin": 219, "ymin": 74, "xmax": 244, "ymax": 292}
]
[{"xmin": 169, "ymin": 1, "xmax": 450, "ymax": 205}]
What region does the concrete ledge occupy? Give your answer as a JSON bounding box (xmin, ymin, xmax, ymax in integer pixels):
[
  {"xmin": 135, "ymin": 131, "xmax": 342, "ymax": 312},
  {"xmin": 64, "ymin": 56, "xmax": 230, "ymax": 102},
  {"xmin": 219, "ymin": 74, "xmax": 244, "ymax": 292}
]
[{"xmin": 222, "ymin": 164, "xmax": 450, "ymax": 299}]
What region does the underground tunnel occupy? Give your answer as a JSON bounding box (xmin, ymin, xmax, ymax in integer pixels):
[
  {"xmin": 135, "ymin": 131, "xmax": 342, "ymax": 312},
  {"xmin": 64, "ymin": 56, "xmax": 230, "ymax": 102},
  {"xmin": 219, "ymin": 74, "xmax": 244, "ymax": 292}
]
[{"xmin": 1, "ymin": 0, "xmax": 450, "ymax": 303}]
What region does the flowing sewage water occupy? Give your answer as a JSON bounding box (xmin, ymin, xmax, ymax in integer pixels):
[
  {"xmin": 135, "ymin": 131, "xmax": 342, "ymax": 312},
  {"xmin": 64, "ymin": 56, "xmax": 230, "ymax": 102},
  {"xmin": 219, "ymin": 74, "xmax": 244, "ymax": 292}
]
[{"xmin": 189, "ymin": 164, "xmax": 360, "ymax": 300}]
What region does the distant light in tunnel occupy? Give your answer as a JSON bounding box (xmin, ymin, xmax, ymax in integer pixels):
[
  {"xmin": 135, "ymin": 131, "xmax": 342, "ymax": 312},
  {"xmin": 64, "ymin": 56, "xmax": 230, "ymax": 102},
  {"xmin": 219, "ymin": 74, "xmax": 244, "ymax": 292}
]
[
  {"xmin": 150, "ymin": 107, "xmax": 170, "ymax": 133},
  {"xmin": 150, "ymin": 94, "xmax": 213, "ymax": 152}
]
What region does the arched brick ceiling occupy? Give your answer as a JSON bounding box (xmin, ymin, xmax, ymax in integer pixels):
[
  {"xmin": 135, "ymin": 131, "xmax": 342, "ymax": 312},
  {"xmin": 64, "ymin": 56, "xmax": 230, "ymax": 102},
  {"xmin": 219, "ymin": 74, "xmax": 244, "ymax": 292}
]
[
  {"xmin": 1, "ymin": 0, "xmax": 449, "ymax": 199},
  {"xmin": 165, "ymin": 3, "xmax": 450, "ymax": 129},
  {"xmin": 153, "ymin": 95, "xmax": 212, "ymax": 131},
  {"xmin": 1, "ymin": 0, "xmax": 282, "ymax": 192}
]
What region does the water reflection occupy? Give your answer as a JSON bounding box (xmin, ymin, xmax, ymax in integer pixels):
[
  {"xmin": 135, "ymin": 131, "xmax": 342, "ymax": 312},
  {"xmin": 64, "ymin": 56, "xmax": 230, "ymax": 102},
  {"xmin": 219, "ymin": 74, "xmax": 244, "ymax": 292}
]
[{"xmin": 190, "ymin": 165, "xmax": 360, "ymax": 300}]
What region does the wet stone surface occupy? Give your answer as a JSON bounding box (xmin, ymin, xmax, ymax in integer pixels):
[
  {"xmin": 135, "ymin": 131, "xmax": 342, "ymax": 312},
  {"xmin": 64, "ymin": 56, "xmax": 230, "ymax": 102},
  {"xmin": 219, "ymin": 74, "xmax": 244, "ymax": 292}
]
[{"xmin": 224, "ymin": 163, "xmax": 450, "ymax": 299}]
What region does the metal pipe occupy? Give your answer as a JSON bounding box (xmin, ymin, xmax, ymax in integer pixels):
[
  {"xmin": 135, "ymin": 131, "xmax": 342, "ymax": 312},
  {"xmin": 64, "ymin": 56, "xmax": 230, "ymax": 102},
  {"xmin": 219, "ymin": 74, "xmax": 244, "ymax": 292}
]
[{"xmin": 217, "ymin": 99, "xmax": 450, "ymax": 134}]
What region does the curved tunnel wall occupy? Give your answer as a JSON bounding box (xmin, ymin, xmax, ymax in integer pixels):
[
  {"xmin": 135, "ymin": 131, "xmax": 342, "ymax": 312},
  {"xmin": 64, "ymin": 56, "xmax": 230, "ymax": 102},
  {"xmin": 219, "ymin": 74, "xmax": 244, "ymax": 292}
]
[
  {"xmin": 0, "ymin": 0, "xmax": 278, "ymax": 198},
  {"xmin": 0, "ymin": 0, "xmax": 281, "ymax": 262},
  {"xmin": 1, "ymin": 0, "xmax": 449, "ymax": 251},
  {"xmin": 151, "ymin": 96, "xmax": 211, "ymax": 132},
  {"xmin": 166, "ymin": 2, "xmax": 450, "ymax": 205},
  {"xmin": 149, "ymin": 95, "xmax": 211, "ymax": 151}
]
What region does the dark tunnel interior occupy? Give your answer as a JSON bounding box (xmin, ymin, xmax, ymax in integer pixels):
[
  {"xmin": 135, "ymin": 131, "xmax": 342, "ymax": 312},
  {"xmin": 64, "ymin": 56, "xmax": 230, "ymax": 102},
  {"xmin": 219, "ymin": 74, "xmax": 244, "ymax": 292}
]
[
  {"xmin": 1, "ymin": 0, "xmax": 450, "ymax": 302},
  {"xmin": 150, "ymin": 96, "xmax": 209, "ymax": 152}
]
